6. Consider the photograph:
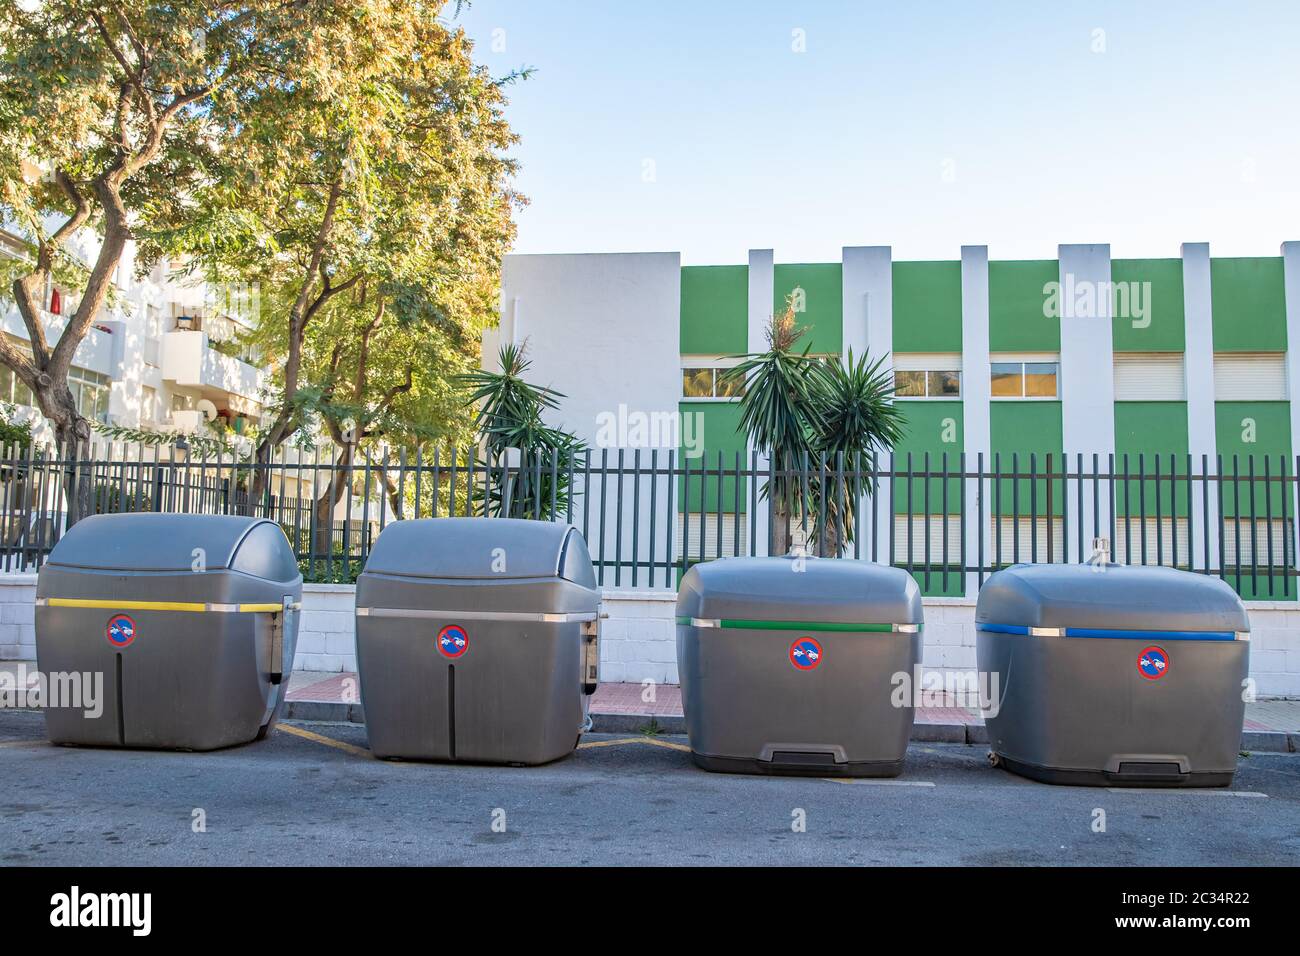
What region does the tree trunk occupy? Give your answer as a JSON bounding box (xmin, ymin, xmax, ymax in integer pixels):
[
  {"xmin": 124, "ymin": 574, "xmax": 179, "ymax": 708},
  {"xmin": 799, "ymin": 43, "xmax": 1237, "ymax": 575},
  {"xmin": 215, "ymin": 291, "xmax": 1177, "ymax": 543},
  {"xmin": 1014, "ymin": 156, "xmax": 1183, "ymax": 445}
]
[{"xmin": 312, "ymin": 443, "xmax": 353, "ymax": 556}]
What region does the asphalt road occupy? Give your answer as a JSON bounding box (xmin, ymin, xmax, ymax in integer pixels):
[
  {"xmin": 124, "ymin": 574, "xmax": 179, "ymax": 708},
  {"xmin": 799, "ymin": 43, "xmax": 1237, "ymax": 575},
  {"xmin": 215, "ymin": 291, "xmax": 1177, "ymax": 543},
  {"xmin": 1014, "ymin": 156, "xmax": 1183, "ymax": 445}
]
[{"xmin": 2, "ymin": 709, "xmax": 1298, "ymax": 866}]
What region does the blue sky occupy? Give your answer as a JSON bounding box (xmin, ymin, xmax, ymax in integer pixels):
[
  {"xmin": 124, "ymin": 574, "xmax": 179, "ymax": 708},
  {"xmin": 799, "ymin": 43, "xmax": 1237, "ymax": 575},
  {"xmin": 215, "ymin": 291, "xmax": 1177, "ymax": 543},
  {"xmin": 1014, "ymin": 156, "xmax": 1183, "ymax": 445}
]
[{"xmin": 455, "ymin": 1, "xmax": 1300, "ymax": 264}]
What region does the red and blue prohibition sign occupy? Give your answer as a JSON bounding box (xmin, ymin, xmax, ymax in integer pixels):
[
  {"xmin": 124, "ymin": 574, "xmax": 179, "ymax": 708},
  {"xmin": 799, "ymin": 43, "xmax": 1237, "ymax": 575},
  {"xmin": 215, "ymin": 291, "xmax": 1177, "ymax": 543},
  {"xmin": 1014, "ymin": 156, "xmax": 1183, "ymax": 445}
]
[
  {"xmin": 437, "ymin": 624, "xmax": 469, "ymax": 659},
  {"xmin": 1137, "ymin": 645, "xmax": 1169, "ymax": 680},
  {"xmin": 789, "ymin": 637, "xmax": 823, "ymax": 671},
  {"xmin": 106, "ymin": 614, "xmax": 136, "ymax": 648}
]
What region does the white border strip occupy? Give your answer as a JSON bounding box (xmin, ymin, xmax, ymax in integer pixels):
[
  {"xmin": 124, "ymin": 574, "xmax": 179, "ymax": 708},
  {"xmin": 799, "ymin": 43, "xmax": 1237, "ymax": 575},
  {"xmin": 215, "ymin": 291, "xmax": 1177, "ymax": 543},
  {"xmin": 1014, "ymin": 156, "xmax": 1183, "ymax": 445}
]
[{"xmin": 356, "ymin": 607, "xmax": 597, "ymax": 624}]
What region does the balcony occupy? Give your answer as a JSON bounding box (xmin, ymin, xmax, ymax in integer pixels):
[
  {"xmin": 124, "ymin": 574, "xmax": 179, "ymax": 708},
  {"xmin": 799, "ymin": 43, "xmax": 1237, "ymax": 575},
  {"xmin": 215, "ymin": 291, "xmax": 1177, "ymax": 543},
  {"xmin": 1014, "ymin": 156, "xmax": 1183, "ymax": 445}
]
[{"xmin": 161, "ymin": 329, "xmax": 262, "ymax": 400}]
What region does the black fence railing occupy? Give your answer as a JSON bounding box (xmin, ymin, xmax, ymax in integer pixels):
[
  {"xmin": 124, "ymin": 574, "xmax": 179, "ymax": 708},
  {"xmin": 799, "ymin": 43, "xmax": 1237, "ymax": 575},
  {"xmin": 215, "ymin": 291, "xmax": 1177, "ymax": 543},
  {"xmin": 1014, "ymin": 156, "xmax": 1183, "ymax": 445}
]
[{"xmin": 1, "ymin": 443, "xmax": 1296, "ymax": 599}]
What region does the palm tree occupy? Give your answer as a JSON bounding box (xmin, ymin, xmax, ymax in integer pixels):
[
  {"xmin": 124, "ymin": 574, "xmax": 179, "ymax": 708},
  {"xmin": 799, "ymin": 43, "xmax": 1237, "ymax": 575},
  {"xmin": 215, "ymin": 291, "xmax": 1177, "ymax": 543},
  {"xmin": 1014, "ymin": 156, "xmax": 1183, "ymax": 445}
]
[
  {"xmin": 457, "ymin": 342, "xmax": 584, "ymax": 520},
  {"xmin": 809, "ymin": 349, "xmax": 905, "ymax": 554},
  {"xmin": 723, "ymin": 299, "xmax": 904, "ymax": 556},
  {"xmin": 720, "ymin": 300, "xmax": 825, "ymax": 554}
]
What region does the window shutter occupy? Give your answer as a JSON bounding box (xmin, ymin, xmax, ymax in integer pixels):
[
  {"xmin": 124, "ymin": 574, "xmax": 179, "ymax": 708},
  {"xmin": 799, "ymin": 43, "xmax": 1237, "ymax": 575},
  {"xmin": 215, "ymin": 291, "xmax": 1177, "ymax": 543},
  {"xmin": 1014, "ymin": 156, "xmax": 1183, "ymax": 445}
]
[
  {"xmin": 1113, "ymin": 353, "xmax": 1185, "ymax": 401},
  {"xmin": 1214, "ymin": 354, "xmax": 1287, "ymax": 401}
]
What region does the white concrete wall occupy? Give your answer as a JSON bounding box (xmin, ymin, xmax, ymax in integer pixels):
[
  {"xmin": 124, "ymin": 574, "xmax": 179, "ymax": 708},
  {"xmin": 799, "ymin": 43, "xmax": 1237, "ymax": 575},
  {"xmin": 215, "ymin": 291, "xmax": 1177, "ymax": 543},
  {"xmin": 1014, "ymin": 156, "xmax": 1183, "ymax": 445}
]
[
  {"xmin": 747, "ymin": 249, "xmax": 774, "ymax": 554},
  {"xmin": 842, "ymin": 246, "xmax": 893, "ymax": 558},
  {"xmin": 5, "ymin": 575, "xmax": 1296, "ymax": 696},
  {"xmin": 1058, "ymin": 244, "xmax": 1116, "ymax": 555},
  {"xmin": 492, "ymin": 252, "xmax": 682, "ymax": 580},
  {"xmin": 0, "ymin": 573, "xmax": 36, "ymax": 661},
  {"xmin": 495, "ymin": 252, "xmax": 682, "ymax": 448},
  {"xmin": 961, "ymin": 245, "xmax": 993, "ymax": 594},
  {"xmin": 1182, "ymin": 242, "xmax": 1221, "ymax": 572}
]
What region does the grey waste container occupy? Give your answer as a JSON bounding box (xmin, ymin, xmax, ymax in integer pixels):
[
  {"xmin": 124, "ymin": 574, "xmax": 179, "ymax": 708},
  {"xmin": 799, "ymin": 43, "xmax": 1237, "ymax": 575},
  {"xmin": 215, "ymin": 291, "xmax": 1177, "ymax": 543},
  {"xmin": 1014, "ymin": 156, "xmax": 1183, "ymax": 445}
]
[
  {"xmin": 355, "ymin": 517, "xmax": 600, "ymax": 764},
  {"xmin": 36, "ymin": 513, "xmax": 302, "ymax": 751},
  {"xmin": 977, "ymin": 562, "xmax": 1250, "ymax": 787},
  {"xmin": 676, "ymin": 555, "xmax": 923, "ymax": 777}
]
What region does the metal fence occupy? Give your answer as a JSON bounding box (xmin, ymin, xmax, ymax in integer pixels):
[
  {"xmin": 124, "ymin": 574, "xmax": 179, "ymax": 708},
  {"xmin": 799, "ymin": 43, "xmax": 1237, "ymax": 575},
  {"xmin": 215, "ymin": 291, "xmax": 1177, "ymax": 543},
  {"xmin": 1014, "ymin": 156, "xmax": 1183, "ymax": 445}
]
[{"xmin": 1, "ymin": 443, "xmax": 1296, "ymax": 598}]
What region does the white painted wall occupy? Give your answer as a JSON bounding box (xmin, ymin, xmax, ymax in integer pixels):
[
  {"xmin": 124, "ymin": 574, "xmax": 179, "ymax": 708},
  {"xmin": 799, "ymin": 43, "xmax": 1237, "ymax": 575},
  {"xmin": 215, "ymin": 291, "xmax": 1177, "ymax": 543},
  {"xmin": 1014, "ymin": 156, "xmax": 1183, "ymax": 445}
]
[
  {"xmin": 1282, "ymin": 241, "xmax": 1300, "ymax": 450},
  {"xmin": 495, "ymin": 252, "xmax": 681, "ymax": 448},
  {"xmin": 842, "ymin": 246, "xmax": 893, "ymax": 560},
  {"xmin": 491, "ymin": 252, "xmax": 682, "ymax": 581},
  {"xmin": 747, "ymin": 249, "xmax": 774, "ymax": 554},
  {"xmin": 1182, "ymin": 241, "xmax": 1220, "ymax": 572},
  {"xmin": 961, "ymin": 246, "xmax": 993, "ymax": 594},
  {"xmin": 1058, "ymin": 244, "xmax": 1116, "ymax": 554}
]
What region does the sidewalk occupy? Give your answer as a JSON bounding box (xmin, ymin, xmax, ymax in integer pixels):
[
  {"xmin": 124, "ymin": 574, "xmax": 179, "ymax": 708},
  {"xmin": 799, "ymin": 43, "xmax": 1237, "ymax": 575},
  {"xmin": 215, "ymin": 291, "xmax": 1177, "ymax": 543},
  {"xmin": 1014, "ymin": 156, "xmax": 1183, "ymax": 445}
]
[
  {"xmin": 283, "ymin": 669, "xmax": 1300, "ymax": 752},
  {"xmin": 2, "ymin": 662, "xmax": 1295, "ymax": 752}
]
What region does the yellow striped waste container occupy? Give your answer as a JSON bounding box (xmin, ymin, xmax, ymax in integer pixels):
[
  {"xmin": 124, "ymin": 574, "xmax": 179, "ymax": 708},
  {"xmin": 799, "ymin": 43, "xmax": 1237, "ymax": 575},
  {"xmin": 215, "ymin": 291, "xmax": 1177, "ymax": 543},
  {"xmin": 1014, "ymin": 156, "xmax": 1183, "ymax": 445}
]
[
  {"xmin": 35, "ymin": 513, "xmax": 301, "ymax": 750},
  {"xmin": 676, "ymin": 554, "xmax": 923, "ymax": 777}
]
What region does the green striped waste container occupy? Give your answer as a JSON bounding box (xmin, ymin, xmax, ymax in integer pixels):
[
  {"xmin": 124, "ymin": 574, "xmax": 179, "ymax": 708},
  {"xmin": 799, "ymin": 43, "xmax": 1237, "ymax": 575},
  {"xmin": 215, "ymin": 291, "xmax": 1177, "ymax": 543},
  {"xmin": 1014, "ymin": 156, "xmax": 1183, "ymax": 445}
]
[{"xmin": 676, "ymin": 555, "xmax": 923, "ymax": 777}]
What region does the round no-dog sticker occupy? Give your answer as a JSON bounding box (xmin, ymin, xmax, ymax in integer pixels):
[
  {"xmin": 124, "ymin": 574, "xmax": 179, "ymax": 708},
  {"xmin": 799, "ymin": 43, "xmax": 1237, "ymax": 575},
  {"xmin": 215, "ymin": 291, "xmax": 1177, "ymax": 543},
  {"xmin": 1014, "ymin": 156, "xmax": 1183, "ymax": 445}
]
[
  {"xmin": 437, "ymin": 624, "xmax": 469, "ymax": 659},
  {"xmin": 789, "ymin": 637, "xmax": 823, "ymax": 671},
  {"xmin": 1137, "ymin": 645, "xmax": 1169, "ymax": 680},
  {"xmin": 106, "ymin": 614, "xmax": 136, "ymax": 648}
]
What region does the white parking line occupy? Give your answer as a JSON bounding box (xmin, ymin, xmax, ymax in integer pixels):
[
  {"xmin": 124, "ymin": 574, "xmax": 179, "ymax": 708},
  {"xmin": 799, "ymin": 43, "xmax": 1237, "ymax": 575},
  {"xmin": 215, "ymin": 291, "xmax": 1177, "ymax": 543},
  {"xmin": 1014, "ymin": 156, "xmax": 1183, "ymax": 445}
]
[
  {"xmin": 826, "ymin": 778, "xmax": 936, "ymax": 787},
  {"xmin": 1105, "ymin": 788, "xmax": 1268, "ymax": 798}
]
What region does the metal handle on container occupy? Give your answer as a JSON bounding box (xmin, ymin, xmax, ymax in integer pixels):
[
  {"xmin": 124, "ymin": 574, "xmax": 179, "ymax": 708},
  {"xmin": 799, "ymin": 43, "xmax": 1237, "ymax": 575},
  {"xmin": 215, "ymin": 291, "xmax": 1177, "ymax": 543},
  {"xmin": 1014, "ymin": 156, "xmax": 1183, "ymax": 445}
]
[
  {"xmin": 267, "ymin": 596, "xmax": 300, "ymax": 686},
  {"xmin": 581, "ymin": 616, "xmax": 601, "ymax": 695}
]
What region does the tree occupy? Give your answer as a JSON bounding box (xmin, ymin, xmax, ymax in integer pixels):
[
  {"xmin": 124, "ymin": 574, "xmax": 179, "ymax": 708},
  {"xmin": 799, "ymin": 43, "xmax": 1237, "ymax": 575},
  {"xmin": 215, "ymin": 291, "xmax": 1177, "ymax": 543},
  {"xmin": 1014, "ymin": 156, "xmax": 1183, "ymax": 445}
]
[
  {"xmin": 722, "ymin": 298, "xmax": 904, "ymax": 555},
  {"xmin": 297, "ymin": 277, "xmax": 485, "ymax": 549},
  {"xmin": 0, "ymin": 1, "xmax": 345, "ymax": 451},
  {"xmin": 145, "ymin": 3, "xmax": 522, "ymax": 512},
  {"xmin": 721, "ymin": 300, "xmax": 826, "ymax": 554},
  {"xmin": 458, "ymin": 342, "xmax": 584, "ymax": 520}
]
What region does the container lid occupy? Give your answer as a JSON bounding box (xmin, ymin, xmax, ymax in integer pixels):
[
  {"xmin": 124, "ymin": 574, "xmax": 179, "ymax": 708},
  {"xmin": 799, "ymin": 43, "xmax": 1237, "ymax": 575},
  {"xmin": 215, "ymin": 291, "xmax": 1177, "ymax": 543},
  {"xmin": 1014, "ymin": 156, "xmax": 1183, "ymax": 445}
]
[
  {"xmin": 677, "ymin": 556, "xmax": 922, "ymax": 628},
  {"xmin": 975, "ymin": 563, "xmax": 1249, "ymax": 633},
  {"xmin": 362, "ymin": 517, "xmax": 595, "ymax": 587},
  {"xmin": 45, "ymin": 513, "xmax": 281, "ymax": 574}
]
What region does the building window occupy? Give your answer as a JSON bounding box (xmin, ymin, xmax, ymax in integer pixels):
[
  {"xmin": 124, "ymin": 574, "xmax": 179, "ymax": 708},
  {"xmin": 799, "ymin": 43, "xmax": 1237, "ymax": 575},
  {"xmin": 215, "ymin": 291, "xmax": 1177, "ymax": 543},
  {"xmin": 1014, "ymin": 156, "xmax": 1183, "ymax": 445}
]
[
  {"xmin": 991, "ymin": 360, "xmax": 1058, "ymax": 398},
  {"xmin": 894, "ymin": 369, "xmax": 960, "ymax": 398},
  {"xmin": 681, "ymin": 359, "xmax": 745, "ymax": 400},
  {"xmin": 141, "ymin": 386, "xmax": 158, "ymax": 425},
  {"xmin": 67, "ymin": 368, "xmax": 111, "ymax": 423}
]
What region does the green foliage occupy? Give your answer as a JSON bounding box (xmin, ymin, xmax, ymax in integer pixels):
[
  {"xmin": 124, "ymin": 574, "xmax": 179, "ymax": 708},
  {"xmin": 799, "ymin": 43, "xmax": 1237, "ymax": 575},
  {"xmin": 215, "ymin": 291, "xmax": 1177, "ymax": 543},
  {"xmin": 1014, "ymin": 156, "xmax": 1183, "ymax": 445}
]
[
  {"xmin": 91, "ymin": 420, "xmax": 239, "ymax": 459},
  {"xmin": 0, "ymin": 402, "xmax": 32, "ymax": 451},
  {"xmin": 458, "ymin": 342, "xmax": 585, "ymax": 520},
  {"xmin": 720, "ymin": 300, "xmax": 825, "ymax": 517},
  {"xmin": 723, "ymin": 298, "xmax": 904, "ymax": 550},
  {"xmin": 134, "ymin": 1, "xmax": 523, "ymax": 464}
]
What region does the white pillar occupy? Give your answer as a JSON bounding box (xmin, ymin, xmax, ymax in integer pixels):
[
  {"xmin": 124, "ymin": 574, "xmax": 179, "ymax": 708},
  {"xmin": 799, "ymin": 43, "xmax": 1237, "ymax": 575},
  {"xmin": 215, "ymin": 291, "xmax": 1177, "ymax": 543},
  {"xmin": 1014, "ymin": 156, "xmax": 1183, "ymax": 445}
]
[
  {"xmin": 1058, "ymin": 244, "xmax": 1116, "ymax": 560},
  {"xmin": 1282, "ymin": 241, "xmax": 1300, "ymax": 455},
  {"xmin": 843, "ymin": 246, "xmax": 893, "ymax": 561},
  {"xmin": 748, "ymin": 249, "xmax": 774, "ymax": 555},
  {"xmin": 1182, "ymin": 241, "xmax": 1219, "ymax": 572},
  {"xmin": 961, "ymin": 245, "xmax": 991, "ymax": 593}
]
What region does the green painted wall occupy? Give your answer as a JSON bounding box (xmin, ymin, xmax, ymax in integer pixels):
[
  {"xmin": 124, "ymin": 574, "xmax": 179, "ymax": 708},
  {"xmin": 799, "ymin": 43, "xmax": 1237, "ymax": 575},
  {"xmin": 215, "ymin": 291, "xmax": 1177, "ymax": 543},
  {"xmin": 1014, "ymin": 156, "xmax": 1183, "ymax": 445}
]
[
  {"xmin": 1113, "ymin": 402, "xmax": 1190, "ymax": 518},
  {"xmin": 1111, "ymin": 258, "xmax": 1185, "ymax": 352},
  {"xmin": 891, "ymin": 401, "xmax": 963, "ymax": 514},
  {"xmin": 1211, "ymin": 257, "xmax": 1288, "ymax": 352},
  {"xmin": 892, "ymin": 261, "xmax": 962, "ymax": 353},
  {"xmin": 988, "ymin": 260, "xmax": 1060, "ymax": 352},
  {"xmin": 773, "ymin": 263, "xmax": 842, "ymax": 355},
  {"xmin": 1214, "ymin": 401, "xmax": 1292, "ymax": 516},
  {"xmin": 680, "ymin": 265, "xmax": 748, "ymax": 355},
  {"xmin": 678, "ymin": 401, "xmax": 747, "ymax": 512},
  {"xmin": 1214, "ymin": 401, "xmax": 1295, "ymax": 598},
  {"xmin": 990, "ymin": 402, "xmax": 1064, "ymax": 519},
  {"xmin": 891, "ymin": 400, "xmax": 964, "ymax": 596}
]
